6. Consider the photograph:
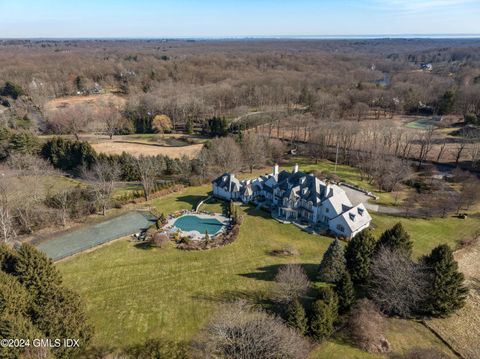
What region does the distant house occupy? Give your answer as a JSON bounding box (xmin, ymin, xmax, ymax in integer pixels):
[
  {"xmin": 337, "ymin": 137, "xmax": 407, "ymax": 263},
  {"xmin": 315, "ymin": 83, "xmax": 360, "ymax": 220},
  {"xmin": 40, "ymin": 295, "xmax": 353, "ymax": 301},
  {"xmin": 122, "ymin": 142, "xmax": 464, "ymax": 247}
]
[
  {"xmin": 420, "ymin": 63, "xmax": 433, "ymax": 71},
  {"xmin": 212, "ymin": 165, "xmax": 372, "ymax": 239}
]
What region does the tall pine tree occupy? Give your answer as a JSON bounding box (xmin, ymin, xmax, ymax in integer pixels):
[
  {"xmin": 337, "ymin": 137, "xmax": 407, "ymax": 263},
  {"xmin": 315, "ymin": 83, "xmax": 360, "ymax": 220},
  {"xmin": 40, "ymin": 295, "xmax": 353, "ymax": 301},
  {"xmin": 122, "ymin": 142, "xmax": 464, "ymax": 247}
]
[
  {"xmin": 335, "ymin": 271, "xmax": 355, "ymax": 313},
  {"xmin": 423, "ymin": 245, "xmax": 467, "ymax": 317},
  {"xmin": 345, "ymin": 230, "xmax": 376, "ymax": 285},
  {"xmin": 286, "ymin": 299, "xmax": 308, "ymax": 335},
  {"xmin": 375, "ymin": 223, "xmax": 413, "ymax": 256},
  {"xmin": 310, "ymin": 299, "xmax": 335, "ymax": 341},
  {"xmin": 318, "ymin": 239, "xmax": 346, "ymax": 283}
]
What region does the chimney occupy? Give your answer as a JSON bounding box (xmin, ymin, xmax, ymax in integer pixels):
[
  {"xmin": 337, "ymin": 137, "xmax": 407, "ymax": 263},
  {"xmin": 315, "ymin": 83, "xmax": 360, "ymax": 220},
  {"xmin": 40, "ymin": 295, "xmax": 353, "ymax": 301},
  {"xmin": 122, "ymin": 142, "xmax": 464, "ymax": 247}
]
[
  {"xmin": 273, "ymin": 164, "xmax": 279, "ymax": 176},
  {"xmin": 293, "ymin": 163, "xmax": 299, "ymax": 173}
]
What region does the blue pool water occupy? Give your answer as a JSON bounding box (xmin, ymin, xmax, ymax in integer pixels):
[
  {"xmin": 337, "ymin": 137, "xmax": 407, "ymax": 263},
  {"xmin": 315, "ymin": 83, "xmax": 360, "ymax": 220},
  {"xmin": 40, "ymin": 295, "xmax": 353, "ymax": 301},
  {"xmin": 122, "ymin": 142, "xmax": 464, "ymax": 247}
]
[{"xmin": 174, "ymin": 215, "xmax": 224, "ymax": 235}]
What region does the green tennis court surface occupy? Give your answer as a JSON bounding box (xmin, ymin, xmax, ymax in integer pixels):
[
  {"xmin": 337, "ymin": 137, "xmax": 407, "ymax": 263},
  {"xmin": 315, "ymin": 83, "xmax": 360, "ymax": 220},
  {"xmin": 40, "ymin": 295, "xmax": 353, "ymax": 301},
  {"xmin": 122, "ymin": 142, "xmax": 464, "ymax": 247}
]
[
  {"xmin": 37, "ymin": 211, "xmax": 156, "ymax": 261},
  {"xmin": 405, "ymin": 118, "xmax": 440, "ymax": 129}
]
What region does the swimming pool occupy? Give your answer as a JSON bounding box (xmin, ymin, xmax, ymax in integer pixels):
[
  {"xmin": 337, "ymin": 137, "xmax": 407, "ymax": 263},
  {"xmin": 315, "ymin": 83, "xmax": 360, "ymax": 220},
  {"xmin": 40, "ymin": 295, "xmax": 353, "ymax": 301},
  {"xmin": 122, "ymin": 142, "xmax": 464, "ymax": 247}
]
[{"xmin": 173, "ymin": 215, "xmax": 225, "ymax": 235}]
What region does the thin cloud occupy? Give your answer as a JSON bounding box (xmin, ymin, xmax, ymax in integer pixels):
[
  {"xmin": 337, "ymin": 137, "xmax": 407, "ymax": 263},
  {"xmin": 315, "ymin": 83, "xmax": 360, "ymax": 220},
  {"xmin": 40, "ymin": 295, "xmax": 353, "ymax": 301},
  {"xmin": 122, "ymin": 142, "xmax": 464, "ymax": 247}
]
[{"xmin": 375, "ymin": 0, "xmax": 478, "ymax": 12}]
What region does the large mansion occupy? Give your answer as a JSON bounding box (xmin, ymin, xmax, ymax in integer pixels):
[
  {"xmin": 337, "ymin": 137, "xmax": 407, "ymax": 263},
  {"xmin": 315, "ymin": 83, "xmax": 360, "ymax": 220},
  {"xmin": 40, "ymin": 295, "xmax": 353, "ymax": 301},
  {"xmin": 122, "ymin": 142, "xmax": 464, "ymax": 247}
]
[{"xmin": 212, "ymin": 164, "xmax": 372, "ymax": 239}]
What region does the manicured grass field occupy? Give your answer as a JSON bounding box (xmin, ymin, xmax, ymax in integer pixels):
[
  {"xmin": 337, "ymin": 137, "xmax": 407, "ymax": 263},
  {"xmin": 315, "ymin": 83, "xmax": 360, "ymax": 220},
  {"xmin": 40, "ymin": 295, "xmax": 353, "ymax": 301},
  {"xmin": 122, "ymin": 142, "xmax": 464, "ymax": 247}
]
[
  {"xmin": 58, "ymin": 179, "xmax": 478, "ymax": 357},
  {"xmin": 59, "ymin": 199, "xmax": 332, "ymax": 347}
]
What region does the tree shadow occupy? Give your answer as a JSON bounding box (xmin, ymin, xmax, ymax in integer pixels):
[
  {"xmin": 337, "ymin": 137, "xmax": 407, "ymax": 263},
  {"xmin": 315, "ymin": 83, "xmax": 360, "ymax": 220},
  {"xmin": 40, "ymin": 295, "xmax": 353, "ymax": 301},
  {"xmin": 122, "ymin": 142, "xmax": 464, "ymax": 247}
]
[
  {"xmin": 133, "ymin": 242, "xmax": 152, "ymax": 250},
  {"xmin": 239, "ymin": 263, "xmax": 319, "ymax": 282},
  {"xmin": 175, "ymin": 195, "xmax": 206, "ymax": 210}
]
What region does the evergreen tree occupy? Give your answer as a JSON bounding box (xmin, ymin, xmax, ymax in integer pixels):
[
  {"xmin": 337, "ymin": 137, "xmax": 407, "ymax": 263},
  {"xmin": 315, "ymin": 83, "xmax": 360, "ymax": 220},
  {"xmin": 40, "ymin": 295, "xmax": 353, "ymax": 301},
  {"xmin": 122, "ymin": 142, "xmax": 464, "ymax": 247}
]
[
  {"xmin": 310, "ymin": 299, "xmax": 335, "ymax": 341},
  {"xmin": 318, "ymin": 239, "xmax": 346, "ymax": 283},
  {"xmin": 10, "ymin": 244, "xmax": 62, "ymax": 304},
  {"xmin": 186, "ymin": 119, "xmax": 194, "ymax": 134},
  {"xmin": 335, "ymin": 271, "xmax": 355, "ymax": 313},
  {"xmin": 316, "ymin": 287, "xmax": 339, "ymax": 316},
  {"xmin": 8, "ymin": 244, "xmax": 92, "ymax": 359},
  {"xmin": 375, "ymin": 223, "xmax": 413, "ymax": 256},
  {"xmin": 0, "ymin": 272, "xmax": 31, "ymax": 317},
  {"xmin": 423, "ymin": 245, "xmax": 467, "ymax": 317},
  {"xmin": 286, "ymin": 299, "xmax": 308, "ymax": 335},
  {"xmin": 345, "ymin": 230, "xmax": 376, "ymax": 285},
  {"xmin": 0, "ymin": 314, "xmax": 45, "ymax": 359},
  {"xmin": 35, "ymin": 287, "xmax": 93, "ymax": 359}
]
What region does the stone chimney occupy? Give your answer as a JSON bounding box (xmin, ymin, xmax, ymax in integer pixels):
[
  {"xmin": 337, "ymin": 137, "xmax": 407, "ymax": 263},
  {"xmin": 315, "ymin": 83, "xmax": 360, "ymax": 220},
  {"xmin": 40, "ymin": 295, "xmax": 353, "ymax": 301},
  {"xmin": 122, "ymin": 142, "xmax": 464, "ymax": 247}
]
[
  {"xmin": 273, "ymin": 164, "xmax": 279, "ymax": 176},
  {"xmin": 293, "ymin": 163, "xmax": 299, "ymax": 173}
]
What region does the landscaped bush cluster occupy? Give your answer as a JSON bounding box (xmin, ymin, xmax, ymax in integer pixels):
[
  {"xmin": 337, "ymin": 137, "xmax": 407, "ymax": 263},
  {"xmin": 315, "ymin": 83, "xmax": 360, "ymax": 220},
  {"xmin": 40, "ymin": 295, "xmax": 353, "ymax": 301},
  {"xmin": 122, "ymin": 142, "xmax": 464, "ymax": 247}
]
[
  {"xmin": 230, "ymin": 223, "xmax": 468, "ymax": 357},
  {"xmin": 176, "ymin": 222, "xmax": 242, "ymax": 251},
  {"xmin": 313, "ymin": 223, "xmax": 466, "ymax": 352}
]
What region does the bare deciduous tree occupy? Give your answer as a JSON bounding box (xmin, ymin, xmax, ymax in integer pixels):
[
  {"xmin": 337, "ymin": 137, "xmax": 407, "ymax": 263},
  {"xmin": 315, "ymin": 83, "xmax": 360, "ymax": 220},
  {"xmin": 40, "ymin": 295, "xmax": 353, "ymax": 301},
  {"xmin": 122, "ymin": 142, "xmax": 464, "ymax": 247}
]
[
  {"xmin": 273, "ymin": 264, "xmax": 311, "ymax": 303},
  {"xmin": 0, "ymin": 178, "xmax": 16, "ymax": 243},
  {"xmin": 83, "ymin": 160, "xmax": 120, "ymax": 215},
  {"xmin": 242, "ymin": 133, "xmax": 266, "ymax": 173},
  {"xmin": 100, "ymin": 101, "xmax": 125, "ymax": 140},
  {"xmin": 136, "ymin": 156, "xmax": 158, "ymax": 201},
  {"xmin": 193, "ymin": 301, "xmax": 311, "ymax": 359},
  {"xmin": 369, "ymin": 248, "xmax": 429, "ymax": 317}
]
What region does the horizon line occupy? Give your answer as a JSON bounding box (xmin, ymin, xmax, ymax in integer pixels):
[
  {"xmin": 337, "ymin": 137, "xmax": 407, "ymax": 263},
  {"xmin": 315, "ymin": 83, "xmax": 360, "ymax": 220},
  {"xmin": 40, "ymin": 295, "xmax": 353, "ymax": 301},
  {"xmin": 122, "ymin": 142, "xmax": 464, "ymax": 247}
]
[{"xmin": 2, "ymin": 33, "xmax": 480, "ymax": 41}]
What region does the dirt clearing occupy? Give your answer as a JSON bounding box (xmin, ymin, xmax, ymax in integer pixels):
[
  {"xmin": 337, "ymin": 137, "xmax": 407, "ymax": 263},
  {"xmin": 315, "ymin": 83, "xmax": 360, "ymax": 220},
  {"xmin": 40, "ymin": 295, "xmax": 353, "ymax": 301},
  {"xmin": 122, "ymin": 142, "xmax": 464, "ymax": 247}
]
[
  {"xmin": 92, "ymin": 141, "xmax": 203, "ymax": 158},
  {"xmin": 44, "ymin": 93, "xmax": 126, "ymax": 113}
]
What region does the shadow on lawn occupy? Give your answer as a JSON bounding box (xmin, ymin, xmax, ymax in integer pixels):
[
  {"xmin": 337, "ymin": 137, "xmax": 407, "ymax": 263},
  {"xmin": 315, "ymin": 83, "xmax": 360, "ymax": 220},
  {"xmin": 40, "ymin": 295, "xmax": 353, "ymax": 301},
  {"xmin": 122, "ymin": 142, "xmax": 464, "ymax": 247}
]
[
  {"xmin": 175, "ymin": 195, "xmax": 205, "ymax": 210},
  {"xmin": 239, "ymin": 263, "xmax": 319, "ymax": 282}
]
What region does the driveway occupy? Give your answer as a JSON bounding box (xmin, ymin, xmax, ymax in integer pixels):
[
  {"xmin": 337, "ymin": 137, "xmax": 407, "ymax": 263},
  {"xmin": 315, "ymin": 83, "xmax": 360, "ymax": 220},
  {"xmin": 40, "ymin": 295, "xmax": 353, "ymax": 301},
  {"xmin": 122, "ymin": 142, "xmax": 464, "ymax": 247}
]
[
  {"xmin": 339, "ymin": 185, "xmax": 402, "ymax": 214},
  {"xmin": 36, "ymin": 211, "xmax": 156, "ymax": 261}
]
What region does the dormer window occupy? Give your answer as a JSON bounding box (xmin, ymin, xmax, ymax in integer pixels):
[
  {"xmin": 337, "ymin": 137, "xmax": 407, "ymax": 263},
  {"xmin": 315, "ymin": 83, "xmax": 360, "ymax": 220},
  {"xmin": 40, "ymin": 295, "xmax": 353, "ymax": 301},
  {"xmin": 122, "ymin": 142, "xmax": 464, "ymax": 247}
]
[
  {"xmin": 358, "ymin": 208, "xmax": 364, "ymax": 215},
  {"xmin": 349, "ymin": 213, "xmax": 356, "ymax": 221},
  {"xmin": 302, "ymin": 188, "xmax": 308, "ymax": 196},
  {"xmin": 300, "ymin": 177, "xmax": 306, "ymax": 185}
]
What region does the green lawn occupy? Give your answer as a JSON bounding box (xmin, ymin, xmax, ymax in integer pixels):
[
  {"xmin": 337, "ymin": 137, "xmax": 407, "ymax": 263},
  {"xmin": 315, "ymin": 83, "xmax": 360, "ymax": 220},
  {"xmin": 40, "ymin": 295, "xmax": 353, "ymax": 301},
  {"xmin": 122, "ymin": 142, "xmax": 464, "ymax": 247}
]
[
  {"xmin": 371, "ymin": 213, "xmax": 480, "ymax": 258},
  {"xmin": 59, "ymin": 193, "xmax": 332, "ymax": 347},
  {"xmin": 313, "ymin": 319, "xmax": 456, "ymax": 358},
  {"xmin": 57, "ymin": 181, "xmax": 478, "ymax": 357}
]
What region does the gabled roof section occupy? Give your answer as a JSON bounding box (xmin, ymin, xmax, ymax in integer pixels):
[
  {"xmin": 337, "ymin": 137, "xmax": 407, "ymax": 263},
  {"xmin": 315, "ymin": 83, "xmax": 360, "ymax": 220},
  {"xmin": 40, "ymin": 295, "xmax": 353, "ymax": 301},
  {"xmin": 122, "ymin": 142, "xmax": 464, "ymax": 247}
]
[
  {"xmin": 212, "ymin": 173, "xmax": 242, "ymax": 192},
  {"xmin": 336, "ymin": 203, "xmax": 372, "ymax": 233}
]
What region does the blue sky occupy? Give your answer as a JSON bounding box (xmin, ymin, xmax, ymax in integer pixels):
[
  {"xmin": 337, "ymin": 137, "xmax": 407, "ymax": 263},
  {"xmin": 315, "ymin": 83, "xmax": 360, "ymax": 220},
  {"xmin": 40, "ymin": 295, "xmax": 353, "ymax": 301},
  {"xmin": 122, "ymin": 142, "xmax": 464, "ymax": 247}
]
[{"xmin": 0, "ymin": 0, "xmax": 479, "ymax": 38}]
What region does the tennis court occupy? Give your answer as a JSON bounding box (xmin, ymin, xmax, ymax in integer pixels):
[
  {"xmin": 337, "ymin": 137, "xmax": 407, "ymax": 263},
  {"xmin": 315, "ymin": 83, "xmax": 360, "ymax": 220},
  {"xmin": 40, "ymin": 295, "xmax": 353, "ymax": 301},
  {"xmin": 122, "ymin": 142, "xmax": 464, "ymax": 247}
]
[{"xmin": 37, "ymin": 211, "xmax": 156, "ymax": 261}]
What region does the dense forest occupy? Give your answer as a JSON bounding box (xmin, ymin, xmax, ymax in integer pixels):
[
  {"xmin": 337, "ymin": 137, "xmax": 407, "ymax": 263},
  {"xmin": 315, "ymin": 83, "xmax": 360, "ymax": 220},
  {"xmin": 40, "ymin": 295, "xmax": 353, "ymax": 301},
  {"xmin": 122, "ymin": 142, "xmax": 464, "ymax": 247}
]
[{"xmin": 1, "ymin": 38, "xmax": 480, "ymax": 133}]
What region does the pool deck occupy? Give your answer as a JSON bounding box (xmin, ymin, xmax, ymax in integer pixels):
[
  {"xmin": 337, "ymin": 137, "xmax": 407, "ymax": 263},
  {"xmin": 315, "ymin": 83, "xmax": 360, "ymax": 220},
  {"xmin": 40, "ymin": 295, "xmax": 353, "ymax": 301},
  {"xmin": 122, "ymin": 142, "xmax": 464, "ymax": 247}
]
[{"xmin": 165, "ymin": 212, "xmax": 230, "ymax": 240}]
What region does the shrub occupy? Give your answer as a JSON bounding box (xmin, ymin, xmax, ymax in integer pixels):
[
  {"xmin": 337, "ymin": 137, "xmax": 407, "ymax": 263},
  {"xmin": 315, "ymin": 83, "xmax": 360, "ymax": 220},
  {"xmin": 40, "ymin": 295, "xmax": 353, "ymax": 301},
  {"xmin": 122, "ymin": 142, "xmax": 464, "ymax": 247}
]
[
  {"xmin": 1, "ymin": 81, "xmax": 25, "ymax": 99},
  {"xmin": 348, "ymin": 299, "xmax": 390, "ymax": 353},
  {"xmin": 193, "ymin": 301, "xmax": 311, "ymax": 359},
  {"xmin": 150, "ymin": 232, "xmax": 170, "ymax": 248}
]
